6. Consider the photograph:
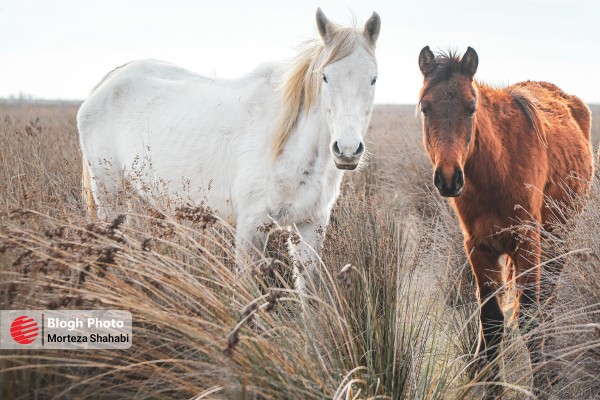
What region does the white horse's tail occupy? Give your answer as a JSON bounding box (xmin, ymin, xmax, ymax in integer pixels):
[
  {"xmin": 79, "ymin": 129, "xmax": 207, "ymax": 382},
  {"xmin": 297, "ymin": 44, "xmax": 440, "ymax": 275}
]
[{"xmin": 81, "ymin": 153, "xmax": 98, "ymax": 219}]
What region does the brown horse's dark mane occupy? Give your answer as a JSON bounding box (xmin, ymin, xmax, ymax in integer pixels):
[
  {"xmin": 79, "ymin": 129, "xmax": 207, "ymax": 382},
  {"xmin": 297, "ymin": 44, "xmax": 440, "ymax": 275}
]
[{"xmin": 505, "ymin": 85, "xmax": 547, "ymax": 147}]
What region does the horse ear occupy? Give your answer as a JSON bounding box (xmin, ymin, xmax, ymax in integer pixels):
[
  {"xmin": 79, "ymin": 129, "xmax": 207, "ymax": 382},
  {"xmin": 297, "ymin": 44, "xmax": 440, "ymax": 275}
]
[
  {"xmin": 363, "ymin": 12, "xmax": 381, "ymax": 46},
  {"xmin": 418, "ymin": 46, "xmax": 435, "ymax": 76},
  {"xmin": 316, "ymin": 8, "xmax": 333, "ymax": 44},
  {"xmin": 460, "ymin": 47, "xmax": 478, "ymax": 77}
]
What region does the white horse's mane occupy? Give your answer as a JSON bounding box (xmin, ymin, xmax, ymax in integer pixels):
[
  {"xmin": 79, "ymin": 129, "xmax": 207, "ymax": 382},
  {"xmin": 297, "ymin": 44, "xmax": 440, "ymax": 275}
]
[{"xmin": 272, "ymin": 23, "xmax": 374, "ymax": 157}]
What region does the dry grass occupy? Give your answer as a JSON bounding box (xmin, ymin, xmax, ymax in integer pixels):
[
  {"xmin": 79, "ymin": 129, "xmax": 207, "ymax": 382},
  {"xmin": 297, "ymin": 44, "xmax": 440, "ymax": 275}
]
[{"xmin": 0, "ymin": 101, "xmax": 599, "ymax": 399}]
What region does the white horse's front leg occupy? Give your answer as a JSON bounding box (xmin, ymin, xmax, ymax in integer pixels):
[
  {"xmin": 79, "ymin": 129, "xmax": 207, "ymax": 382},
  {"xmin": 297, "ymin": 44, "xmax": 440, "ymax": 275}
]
[
  {"xmin": 290, "ymin": 221, "xmax": 327, "ymax": 295},
  {"xmin": 234, "ymin": 217, "xmax": 270, "ymax": 277}
]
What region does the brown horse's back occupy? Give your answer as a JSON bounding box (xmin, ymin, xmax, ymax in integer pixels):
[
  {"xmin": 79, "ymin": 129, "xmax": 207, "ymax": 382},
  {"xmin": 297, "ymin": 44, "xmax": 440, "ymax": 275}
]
[
  {"xmin": 513, "ymin": 81, "xmax": 591, "ymax": 140},
  {"xmin": 511, "ymin": 81, "xmax": 593, "ymax": 224}
]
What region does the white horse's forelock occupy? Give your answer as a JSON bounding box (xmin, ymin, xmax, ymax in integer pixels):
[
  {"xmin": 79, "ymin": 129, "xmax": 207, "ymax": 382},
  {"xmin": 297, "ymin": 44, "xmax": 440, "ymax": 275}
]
[{"xmin": 272, "ymin": 24, "xmax": 375, "ymax": 157}]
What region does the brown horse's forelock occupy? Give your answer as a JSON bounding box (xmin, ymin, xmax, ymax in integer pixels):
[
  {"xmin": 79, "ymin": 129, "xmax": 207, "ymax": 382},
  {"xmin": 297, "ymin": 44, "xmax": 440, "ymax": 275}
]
[{"xmin": 418, "ymin": 49, "xmax": 464, "ymax": 105}]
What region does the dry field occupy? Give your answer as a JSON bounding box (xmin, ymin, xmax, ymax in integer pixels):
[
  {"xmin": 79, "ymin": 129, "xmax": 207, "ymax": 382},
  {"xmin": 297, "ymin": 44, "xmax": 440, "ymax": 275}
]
[{"xmin": 0, "ymin": 101, "xmax": 599, "ymax": 399}]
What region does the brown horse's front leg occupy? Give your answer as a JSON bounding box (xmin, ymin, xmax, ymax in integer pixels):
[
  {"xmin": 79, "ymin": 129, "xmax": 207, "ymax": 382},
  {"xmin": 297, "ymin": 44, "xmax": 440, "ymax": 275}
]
[{"xmin": 467, "ymin": 242, "xmax": 505, "ymax": 390}]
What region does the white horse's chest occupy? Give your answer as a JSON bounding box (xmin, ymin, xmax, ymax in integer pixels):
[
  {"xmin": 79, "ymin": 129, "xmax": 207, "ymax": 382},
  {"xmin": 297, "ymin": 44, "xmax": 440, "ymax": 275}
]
[{"xmin": 268, "ymin": 149, "xmax": 341, "ymax": 226}]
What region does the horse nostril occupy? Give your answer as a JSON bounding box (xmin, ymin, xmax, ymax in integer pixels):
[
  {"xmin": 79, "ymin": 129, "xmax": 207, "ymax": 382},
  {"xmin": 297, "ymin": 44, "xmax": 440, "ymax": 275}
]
[
  {"xmin": 354, "ymin": 142, "xmax": 365, "ymax": 156},
  {"xmin": 434, "ymin": 169, "xmax": 443, "ymax": 190},
  {"xmin": 453, "ymin": 168, "xmax": 464, "ymax": 190},
  {"xmin": 331, "ymin": 141, "xmax": 341, "ymax": 157},
  {"xmin": 434, "ymin": 167, "xmax": 463, "ymax": 196}
]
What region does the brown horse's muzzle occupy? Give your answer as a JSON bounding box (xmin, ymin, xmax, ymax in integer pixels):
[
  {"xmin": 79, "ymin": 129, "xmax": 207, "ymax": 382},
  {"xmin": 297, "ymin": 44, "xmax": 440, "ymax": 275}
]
[{"xmin": 434, "ymin": 167, "xmax": 464, "ymax": 197}]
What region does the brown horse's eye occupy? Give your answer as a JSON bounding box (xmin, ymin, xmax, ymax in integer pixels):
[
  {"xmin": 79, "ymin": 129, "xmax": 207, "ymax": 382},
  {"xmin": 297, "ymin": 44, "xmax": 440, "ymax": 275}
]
[
  {"xmin": 421, "ymin": 106, "xmax": 430, "ymax": 116},
  {"xmin": 467, "ymin": 105, "xmax": 476, "ymax": 116}
]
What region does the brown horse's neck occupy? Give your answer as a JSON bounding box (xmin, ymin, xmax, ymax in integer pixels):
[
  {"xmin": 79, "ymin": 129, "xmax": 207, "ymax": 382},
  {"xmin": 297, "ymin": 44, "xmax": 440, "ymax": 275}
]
[{"xmin": 464, "ymin": 84, "xmax": 507, "ymax": 187}]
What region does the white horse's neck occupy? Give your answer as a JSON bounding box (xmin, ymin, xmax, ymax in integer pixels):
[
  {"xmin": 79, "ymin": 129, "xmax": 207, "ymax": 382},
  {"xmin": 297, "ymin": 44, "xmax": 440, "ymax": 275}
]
[
  {"xmin": 265, "ymin": 99, "xmax": 342, "ymax": 228},
  {"xmin": 277, "ymin": 101, "xmax": 335, "ymax": 173}
]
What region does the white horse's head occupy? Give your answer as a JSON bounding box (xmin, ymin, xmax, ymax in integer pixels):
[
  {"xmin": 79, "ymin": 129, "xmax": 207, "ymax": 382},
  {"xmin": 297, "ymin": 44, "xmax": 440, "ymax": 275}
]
[{"xmin": 317, "ymin": 8, "xmax": 380, "ymax": 170}]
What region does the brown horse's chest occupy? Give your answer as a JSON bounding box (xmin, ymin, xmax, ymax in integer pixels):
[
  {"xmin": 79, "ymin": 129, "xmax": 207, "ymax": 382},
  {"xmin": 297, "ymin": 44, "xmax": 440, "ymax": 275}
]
[{"xmin": 452, "ymin": 186, "xmax": 524, "ymax": 250}]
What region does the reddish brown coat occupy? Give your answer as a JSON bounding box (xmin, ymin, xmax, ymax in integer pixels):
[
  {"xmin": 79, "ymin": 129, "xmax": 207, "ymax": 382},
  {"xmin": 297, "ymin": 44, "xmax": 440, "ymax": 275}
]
[{"xmin": 418, "ymin": 46, "xmax": 593, "ymax": 396}]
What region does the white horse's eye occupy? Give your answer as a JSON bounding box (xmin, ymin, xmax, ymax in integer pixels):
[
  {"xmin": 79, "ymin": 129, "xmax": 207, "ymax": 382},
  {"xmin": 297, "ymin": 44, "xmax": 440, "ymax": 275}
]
[
  {"xmin": 371, "ymin": 76, "xmax": 377, "ymax": 85},
  {"xmin": 322, "ymin": 74, "xmax": 328, "ymax": 83}
]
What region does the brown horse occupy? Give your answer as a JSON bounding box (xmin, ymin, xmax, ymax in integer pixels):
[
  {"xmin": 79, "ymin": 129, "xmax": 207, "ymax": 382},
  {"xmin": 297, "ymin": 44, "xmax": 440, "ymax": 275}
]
[{"xmin": 417, "ymin": 46, "xmax": 593, "ymax": 396}]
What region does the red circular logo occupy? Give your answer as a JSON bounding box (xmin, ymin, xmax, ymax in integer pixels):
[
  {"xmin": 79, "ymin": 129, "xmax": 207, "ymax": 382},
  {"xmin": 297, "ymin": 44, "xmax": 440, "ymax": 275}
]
[{"xmin": 10, "ymin": 315, "xmax": 39, "ymax": 345}]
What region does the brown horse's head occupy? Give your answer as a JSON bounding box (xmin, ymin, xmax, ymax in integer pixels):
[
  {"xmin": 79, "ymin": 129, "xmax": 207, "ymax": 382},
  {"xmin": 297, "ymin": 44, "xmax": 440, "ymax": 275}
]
[{"xmin": 418, "ymin": 46, "xmax": 479, "ymax": 197}]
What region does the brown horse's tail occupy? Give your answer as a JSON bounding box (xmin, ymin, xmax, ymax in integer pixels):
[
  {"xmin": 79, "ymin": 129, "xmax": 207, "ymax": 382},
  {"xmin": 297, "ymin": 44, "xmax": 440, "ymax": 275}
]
[
  {"xmin": 508, "ymin": 86, "xmax": 547, "ymax": 147},
  {"xmin": 81, "ymin": 153, "xmax": 98, "ymax": 219}
]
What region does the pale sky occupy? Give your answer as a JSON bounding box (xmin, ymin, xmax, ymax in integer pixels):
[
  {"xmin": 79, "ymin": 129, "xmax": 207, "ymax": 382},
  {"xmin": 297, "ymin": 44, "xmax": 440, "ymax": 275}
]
[{"xmin": 1, "ymin": 0, "xmax": 599, "ymax": 104}]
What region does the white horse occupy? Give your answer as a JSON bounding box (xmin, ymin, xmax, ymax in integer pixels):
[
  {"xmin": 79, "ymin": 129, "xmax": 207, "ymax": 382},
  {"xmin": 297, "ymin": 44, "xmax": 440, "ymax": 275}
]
[{"xmin": 77, "ymin": 8, "xmax": 381, "ymax": 292}]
